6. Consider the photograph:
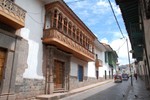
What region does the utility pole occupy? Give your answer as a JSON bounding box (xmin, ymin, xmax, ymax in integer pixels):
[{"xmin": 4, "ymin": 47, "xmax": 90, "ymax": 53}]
[{"xmin": 126, "ymin": 38, "xmax": 133, "ymax": 86}]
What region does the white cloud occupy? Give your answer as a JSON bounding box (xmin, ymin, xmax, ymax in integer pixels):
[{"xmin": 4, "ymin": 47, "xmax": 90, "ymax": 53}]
[
  {"xmin": 110, "ymin": 37, "xmax": 135, "ymax": 65},
  {"xmin": 104, "ymin": 16, "xmax": 115, "ymax": 25},
  {"xmin": 87, "ymin": 18, "xmax": 99, "ymax": 26},
  {"xmin": 97, "ymin": 0, "xmax": 109, "ymax": 7},
  {"xmin": 92, "ymin": 0, "xmax": 109, "ymax": 15},
  {"xmin": 65, "ymin": 0, "xmax": 91, "ymax": 10},
  {"xmin": 112, "ymin": 32, "xmax": 124, "ymax": 40},
  {"xmin": 111, "ymin": 2, "xmax": 121, "ymax": 16},
  {"xmin": 78, "ymin": 10, "xmax": 89, "ymax": 17},
  {"xmin": 100, "ymin": 38, "xmax": 109, "ymax": 44},
  {"xmin": 100, "ymin": 37, "xmax": 134, "ymax": 65},
  {"xmin": 92, "ymin": 0, "xmax": 121, "ymax": 16}
]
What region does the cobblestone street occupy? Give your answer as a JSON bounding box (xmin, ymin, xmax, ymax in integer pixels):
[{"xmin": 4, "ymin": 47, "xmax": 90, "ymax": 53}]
[{"xmin": 58, "ymin": 77, "xmax": 150, "ymax": 100}]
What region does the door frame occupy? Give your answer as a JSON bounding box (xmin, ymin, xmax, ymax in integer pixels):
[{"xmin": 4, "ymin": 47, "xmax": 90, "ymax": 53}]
[
  {"xmin": 78, "ymin": 65, "xmax": 84, "ymax": 82},
  {"xmin": 54, "ymin": 60, "xmax": 65, "ymax": 89},
  {"xmin": 44, "ymin": 46, "xmax": 71, "ymax": 94},
  {"xmin": 0, "ymin": 47, "xmax": 7, "ymax": 94}
]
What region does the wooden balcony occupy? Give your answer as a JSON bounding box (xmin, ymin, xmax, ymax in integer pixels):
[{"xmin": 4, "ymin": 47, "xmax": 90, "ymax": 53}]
[
  {"xmin": 0, "ymin": 0, "xmax": 26, "ymax": 29},
  {"xmin": 42, "ymin": 29, "xmax": 94, "ymax": 61},
  {"xmin": 95, "ymin": 59, "xmax": 103, "ymax": 67}
]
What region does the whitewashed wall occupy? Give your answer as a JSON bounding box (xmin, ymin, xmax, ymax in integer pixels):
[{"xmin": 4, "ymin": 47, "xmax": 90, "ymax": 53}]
[
  {"xmin": 87, "ymin": 62, "xmax": 96, "ymax": 77},
  {"xmin": 15, "ymin": 0, "xmax": 45, "ymax": 79},
  {"xmin": 87, "ymin": 46, "xmax": 111, "ymax": 78},
  {"xmin": 97, "ymin": 47, "xmax": 110, "ymax": 76},
  {"xmin": 70, "ymin": 57, "xmax": 88, "ymax": 77},
  {"xmin": 102, "ymin": 62, "xmax": 110, "ymax": 76}
]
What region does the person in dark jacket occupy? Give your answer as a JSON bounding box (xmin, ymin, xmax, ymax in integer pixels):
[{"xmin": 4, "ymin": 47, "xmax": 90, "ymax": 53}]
[{"xmin": 134, "ymin": 72, "xmax": 137, "ymax": 80}]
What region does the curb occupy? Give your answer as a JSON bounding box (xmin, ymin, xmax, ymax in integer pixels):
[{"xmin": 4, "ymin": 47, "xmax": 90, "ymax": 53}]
[{"xmin": 36, "ymin": 79, "xmax": 113, "ymax": 100}]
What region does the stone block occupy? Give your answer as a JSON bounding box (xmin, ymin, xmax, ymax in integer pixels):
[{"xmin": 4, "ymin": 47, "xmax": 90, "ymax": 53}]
[
  {"xmin": 0, "ymin": 95, "xmax": 7, "ymax": 100},
  {"xmin": 0, "ymin": 94, "xmax": 16, "ymax": 100}
]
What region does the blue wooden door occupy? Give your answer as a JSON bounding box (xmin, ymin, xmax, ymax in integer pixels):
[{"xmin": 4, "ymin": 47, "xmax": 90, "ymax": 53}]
[{"xmin": 78, "ymin": 65, "xmax": 83, "ymax": 82}]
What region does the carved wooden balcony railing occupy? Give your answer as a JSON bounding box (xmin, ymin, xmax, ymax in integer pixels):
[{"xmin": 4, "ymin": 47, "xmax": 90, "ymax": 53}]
[
  {"xmin": 95, "ymin": 59, "xmax": 103, "ymax": 68},
  {"xmin": 42, "ymin": 29, "xmax": 94, "ymax": 61},
  {"xmin": 0, "ymin": 0, "xmax": 26, "ymax": 29}
]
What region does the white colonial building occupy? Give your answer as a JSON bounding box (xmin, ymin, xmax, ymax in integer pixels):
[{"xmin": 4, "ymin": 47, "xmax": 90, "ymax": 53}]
[{"xmin": 0, "ymin": 0, "xmax": 117, "ymax": 100}]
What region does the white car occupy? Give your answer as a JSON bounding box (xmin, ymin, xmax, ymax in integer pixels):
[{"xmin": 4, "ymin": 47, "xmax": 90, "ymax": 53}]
[{"xmin": 114, "ymin": 74, "xmax": 122, "ymax": 83}]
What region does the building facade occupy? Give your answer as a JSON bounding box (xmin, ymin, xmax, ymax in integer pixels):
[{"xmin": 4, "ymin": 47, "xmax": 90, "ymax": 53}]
[
  {"xmin": 91, "ymin": 40, "xmax": 118, "ymax": 81},
  {"xmin": 42, "ymin": 0, "xmax": 96, "ymax": 94},
  {"xmin": 0, "ymin": 0, "xmax": 27, "ymax": 99}
]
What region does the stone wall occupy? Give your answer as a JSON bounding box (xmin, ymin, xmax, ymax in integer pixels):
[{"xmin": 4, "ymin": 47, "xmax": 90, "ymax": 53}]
[
  {"xmin": 15, "ymin": 78, "xmax": 45, "ymax": 100},
  {"xmin": 14, "ymin": 39, "xmax": 45, "ymax": 99},
  {"xmin": 69, "ymin": 76, "xmax": 105, "ymax": 90},
  {"xmin": 15, "ymin": 39, "xmax": 28, "ymax": 85}
]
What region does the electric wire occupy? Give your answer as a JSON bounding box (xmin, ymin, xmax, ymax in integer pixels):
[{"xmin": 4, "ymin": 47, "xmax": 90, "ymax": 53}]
[
  {"xmin": 99, "ymin": 31, "xmax": 115, "ymax": 39},
  {"xmin": 116, "ymin": 39, "xmax": 126, "ymax": 53},
  {"xmin": 66, "ymin": 0, "xmax": 125, "ymax": 39},
  {"xmin": 66, "ymin": 0, "xmax": 86, "ymax": 4},
  {"xmin": 107, "ymin": 0, "xmax": 125, "ymax": 38},
  {"xmin": 27, "ymin": 13, "xmax": 44, "ymax": 24}
]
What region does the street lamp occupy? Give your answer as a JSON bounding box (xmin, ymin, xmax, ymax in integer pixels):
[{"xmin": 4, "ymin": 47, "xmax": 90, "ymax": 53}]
[{"xmin": 121, "ymin": 37, "xmax": 133, "ymax": 86}]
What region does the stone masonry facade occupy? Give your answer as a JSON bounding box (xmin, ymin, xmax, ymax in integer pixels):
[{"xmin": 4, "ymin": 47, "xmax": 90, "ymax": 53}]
[
  {"xmin": 69, "ymin": 76, "xmax": 106, "ymax": 90},
  {"xmin": 15, "ymin": 78, "xmax": 45, "ymax": 100}
]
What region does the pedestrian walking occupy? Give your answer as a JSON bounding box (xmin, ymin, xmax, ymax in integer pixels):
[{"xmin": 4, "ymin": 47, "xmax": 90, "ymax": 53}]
[{"xmin": 134, "ymin": 72, "xmax": 137, "ymax": 80}]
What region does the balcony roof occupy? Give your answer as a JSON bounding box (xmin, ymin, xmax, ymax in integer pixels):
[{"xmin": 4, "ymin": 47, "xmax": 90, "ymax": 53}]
[
  {"xmin": 94, "ymin": 39, "xmax": 106, "ymax": 52},
  {"xmin": 116, "ymin": 0, "xmax": 144, "ymax": 61},
  {"xmin": 102, "ymin": 43, "xmax": 113, "ymax": 51}
]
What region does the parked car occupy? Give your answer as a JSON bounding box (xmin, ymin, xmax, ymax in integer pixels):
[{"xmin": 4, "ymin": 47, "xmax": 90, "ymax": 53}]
[
  {"xmin": 122, "ymin": 73, "xmax": 129, "ymax": 81},
  {"xmin": 113, "ymin": 74, "xmax": 122, "ymax": 83}
]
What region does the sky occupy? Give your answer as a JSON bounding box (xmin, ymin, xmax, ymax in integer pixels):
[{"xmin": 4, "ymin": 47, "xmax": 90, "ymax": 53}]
[{"xmin": 64, "ymin": 0, "xmax": 135, "ymax": 65}]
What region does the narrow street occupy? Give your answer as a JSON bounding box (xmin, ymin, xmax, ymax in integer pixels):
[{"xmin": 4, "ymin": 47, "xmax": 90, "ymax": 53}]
[{"xmin": 60, "ymin": 80, "xmax": 130, "ymax": 100}]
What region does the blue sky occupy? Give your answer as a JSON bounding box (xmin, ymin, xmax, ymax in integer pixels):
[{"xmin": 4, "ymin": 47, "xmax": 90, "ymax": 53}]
[{"xmin": 64, "ymin": 0, "xmax": 134, "ymax": 65}]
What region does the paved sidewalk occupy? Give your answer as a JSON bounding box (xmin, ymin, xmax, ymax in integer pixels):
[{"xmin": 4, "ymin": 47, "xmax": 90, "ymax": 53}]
[
  {"xmin": 36, "ymin": 79, "xmax": 112, "ymax": 100},
  {"xmin": 125, "ymin": 77, "xmax": 150, "ymax": 100}
]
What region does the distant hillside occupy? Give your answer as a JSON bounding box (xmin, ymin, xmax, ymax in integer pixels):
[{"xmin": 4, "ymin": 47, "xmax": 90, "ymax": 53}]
[{"xmin": 119, "ymin": 64, "xmax": 128, "ymax": 70}]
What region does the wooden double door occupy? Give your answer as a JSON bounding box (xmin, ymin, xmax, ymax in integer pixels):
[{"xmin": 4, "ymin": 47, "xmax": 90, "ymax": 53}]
[
  {"xmin": 0, "ymin": 48, "xmax": 6, "ymax": 87},
  {"xmin": 54, "ymin": 60, "xmax": 64, "ymax": 89}
]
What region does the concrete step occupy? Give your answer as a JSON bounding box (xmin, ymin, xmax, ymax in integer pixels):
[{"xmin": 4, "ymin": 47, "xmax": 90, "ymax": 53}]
[
  {"xmin": 36, "ymin": 93, "xmax": 67, "ymax": 100},
  {"xmin": 53, "ymin": 88, "xmax": 68, "ymax": 93}
]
